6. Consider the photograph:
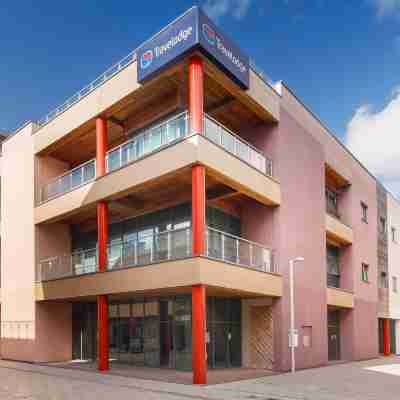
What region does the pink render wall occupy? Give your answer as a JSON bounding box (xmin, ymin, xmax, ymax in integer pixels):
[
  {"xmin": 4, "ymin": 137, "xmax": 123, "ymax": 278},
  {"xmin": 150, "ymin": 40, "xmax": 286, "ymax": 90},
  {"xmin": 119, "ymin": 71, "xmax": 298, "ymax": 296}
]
[
  {"xmin": 242, "ymin": 107, "xmax": 328, "ymax": 371},
  {"xmin": 1, "ymin": 123, "xmax": 72, "ymax": 363},
  {"xmin": 242, "ymin": 83, "xmax": 378, "ymax": 370}
]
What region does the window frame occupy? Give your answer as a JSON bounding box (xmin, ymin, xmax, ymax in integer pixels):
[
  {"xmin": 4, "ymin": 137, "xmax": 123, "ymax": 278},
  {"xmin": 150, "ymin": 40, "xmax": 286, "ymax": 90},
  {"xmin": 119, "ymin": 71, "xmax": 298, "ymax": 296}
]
[
  {"xmin": 380, "ymin": 271, "xmax": 389, "ymax": 289},
  {"xmin": 392, "ymin": 226, "xmax": 397, "ymax": 243},
  {"xmin": 379, "ymin": 217, "xmax": 387, "ymax": 235},
  {"xmin": 361, "ymin": 263, "xmax": 369, "ymax": 282},
  {"xmin": 361, "ymin": 202, "xmax": 368, "ymax": 223}
]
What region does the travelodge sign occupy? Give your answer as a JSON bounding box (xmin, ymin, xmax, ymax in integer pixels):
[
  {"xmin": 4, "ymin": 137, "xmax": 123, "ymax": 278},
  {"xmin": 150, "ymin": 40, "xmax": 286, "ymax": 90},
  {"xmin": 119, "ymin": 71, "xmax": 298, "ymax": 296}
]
[{"xmin": 137, "ymin": 7, "xmax": 249, "ymax": 89}]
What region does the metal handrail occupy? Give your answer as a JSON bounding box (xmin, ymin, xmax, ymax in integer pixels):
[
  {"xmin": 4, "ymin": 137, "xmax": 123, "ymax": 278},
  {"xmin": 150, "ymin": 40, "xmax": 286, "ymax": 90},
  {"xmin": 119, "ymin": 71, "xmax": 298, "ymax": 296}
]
[
  {"xmin": 205, "ymin": 226, "xmax": 276, "ymax": 273},
  {"xmin": 206, "ymin": 226, "xmax": 273, "ymax": 251},
  {"xmin": 38, "ymin": 110, "xmax": 271, "ymax": 203},
  {"xmin": 37, "ymin": 226, "xmax": 275, "ymax": 281},
  {"xmin": 36, "ymin": 51, "xmax": 137, "ymax": 129},
  {"xmin": 41, "ymin": 158, "xmax": 96, "ymax": 193},
  {"xmin": 205, "ymin": 114, "xmax": 263, "ymax": 156},
  {"xmin": 106, "ymin": 111, "xmax": 189, "ymax": 172},
  {"xmin": 39, "ymin": 158, "xmax": 96, "ymax": 204},
  {"xmin": 37, "ymin": 227, "xmax": 192, "ymax": 281},
  {"xmin": 204, "ymin": 114, "xmax": 272, "ymax": 176}
]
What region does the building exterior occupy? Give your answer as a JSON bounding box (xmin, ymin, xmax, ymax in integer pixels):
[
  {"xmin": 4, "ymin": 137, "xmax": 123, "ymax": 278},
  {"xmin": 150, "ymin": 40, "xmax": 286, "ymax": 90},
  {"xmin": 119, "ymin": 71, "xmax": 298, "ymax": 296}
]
[
  {"xmin": 0, "ymin": 6, "xmax": 397, "ymax": 384},
  {"xmin": 380, "ymin": 193, "xmax": 400, "ymax": 355}
]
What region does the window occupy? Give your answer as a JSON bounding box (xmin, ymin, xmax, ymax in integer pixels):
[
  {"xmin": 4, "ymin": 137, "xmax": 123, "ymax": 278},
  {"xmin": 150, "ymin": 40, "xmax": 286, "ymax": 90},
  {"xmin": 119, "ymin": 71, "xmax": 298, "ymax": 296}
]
[
  {"xmin": 393, "ymin": 276, "xmax": 398, "ymax": 293},
  {"xmin": 392, "ymin": 227, "xmax": 397, "ymax": 243},
  {"xmin": 361, "ymin": 263, "xmax": 369, "ymax": 282},
  {"xmin": 361, "ymin": 202, "xmax": 368, "ymax": 223},
  {"xmin": 380, "ymin": 272, "xmax": 389, "ymax": 289},
  {"xmin": 379, "ymin": 217, "xmax": 387, "ymax": 234},
  {"xmin": 326, "ymin": 189, "xmax": 339, "ymax": 218},
  {"xmin": 327, "ymin": 244, "xmax": 340, "ymax": 288}
]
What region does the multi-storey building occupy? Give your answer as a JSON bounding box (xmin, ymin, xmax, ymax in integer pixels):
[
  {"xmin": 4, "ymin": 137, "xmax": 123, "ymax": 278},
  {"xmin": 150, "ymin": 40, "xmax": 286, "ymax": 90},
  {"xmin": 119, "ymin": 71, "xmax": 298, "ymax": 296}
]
[
  {"xmin": 0, "ymin": 6, "xmax": 396, "ymax": 384},
  {"xmin": 378, "ymin": 192, "xmax": 400, "ymax": 355}
]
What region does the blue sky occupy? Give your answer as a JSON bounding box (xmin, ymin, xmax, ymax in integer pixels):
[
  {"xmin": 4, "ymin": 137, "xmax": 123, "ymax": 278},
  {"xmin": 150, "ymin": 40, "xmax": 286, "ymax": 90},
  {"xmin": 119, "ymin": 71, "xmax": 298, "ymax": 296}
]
[{"xmin": 1, "ymin": 0, "xmax": 400, "ymax": 191}]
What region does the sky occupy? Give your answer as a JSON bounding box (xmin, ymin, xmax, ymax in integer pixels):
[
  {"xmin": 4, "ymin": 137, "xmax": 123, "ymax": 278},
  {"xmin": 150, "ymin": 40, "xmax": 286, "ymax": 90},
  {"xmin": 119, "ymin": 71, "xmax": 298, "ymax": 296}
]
[{"xmin": 1, "ymin": 0, "xmax": 400, "ymax": 193}]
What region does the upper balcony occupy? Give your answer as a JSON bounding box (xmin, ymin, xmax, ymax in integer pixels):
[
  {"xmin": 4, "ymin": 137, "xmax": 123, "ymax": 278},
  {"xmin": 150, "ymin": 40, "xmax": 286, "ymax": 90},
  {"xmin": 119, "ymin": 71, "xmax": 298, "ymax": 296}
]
[
  {"xmin": 325, "ymin": 165, "xmax": 353, "ymax": 246},
  {"xmin": 35, "ymin": 112, "xmax": 280, "ymax": 224},
  {"xmin": 35, "ymin": 226, "xmax": 282, "ymax": 301},
  {"xmin": 326, "ymin": 244, "xmax": 354, "ymax": 309},
  {"xmin": 32, "ymin": 52, "xmax": 280, "ymax": 157}
]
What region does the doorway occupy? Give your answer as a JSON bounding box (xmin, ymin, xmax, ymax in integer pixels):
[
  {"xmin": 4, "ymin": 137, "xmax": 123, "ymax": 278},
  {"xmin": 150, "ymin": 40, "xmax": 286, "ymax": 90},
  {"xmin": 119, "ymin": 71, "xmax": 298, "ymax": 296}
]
[
  {"xmin": 328, "ymin": 310, "xmax": 341, "ymax": 361},
  {"xmin": 207, "ymin": 297, "xmax": 242, "ymax": 368}
]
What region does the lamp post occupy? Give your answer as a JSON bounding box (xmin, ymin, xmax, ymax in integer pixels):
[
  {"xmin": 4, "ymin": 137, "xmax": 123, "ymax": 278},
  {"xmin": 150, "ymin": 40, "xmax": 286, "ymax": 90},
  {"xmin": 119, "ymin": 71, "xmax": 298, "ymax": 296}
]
[{"xmin": 289, "ymin": 257, "xmax": 304, "ymax": 373}]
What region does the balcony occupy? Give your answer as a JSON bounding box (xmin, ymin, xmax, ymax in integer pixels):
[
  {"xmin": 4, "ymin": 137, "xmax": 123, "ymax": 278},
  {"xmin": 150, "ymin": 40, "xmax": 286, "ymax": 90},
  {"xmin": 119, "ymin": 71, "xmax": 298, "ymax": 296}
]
[
  {"xmin": 325, "ymin": 213, "xmax": 353, "ymax": 246},
  {"xmin": 325, "ymin": 190, "xmax": 353, "ymax": 245},
  {"xmin": 37, "ymin": 227, "xmax": 275, "ymax": 282},
  {"xmin": 35, "ymin": 112, "xmax": 280, "ymax": 225},
  {"xmin": 327, "ymin": 287, "xmax": 354, "ymax": 309},
  {"xmin": 35, "ymin": 227, "xmax": 281, "ymax": 301},
  {"xmin": 38, "ymin": 112, "xmax": 273, "ymax": 205}
]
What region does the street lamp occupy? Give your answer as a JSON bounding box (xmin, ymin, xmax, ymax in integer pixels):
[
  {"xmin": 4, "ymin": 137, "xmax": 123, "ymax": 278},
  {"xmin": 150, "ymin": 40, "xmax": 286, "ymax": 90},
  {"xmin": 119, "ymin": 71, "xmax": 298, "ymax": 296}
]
[{"xmin": 289, "ymin": 256, "xmax": 304, "ymax": 373}]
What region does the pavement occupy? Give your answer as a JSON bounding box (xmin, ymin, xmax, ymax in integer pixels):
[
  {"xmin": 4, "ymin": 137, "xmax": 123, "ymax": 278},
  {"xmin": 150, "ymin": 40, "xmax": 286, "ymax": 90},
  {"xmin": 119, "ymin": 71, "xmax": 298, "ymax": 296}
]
[
  {"xmin": 48, "ymin": 360, "xmax": 276, "ymax": 384},
  {"xmin": 0, "ymin": 356, "xmax": 399, "ymax": 399}
]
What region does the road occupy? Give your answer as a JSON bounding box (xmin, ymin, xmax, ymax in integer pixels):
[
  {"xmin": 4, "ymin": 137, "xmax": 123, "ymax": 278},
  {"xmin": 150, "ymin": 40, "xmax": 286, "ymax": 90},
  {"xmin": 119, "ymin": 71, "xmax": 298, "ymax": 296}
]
[{"xmin": 0, "ymin": 357, "xmax": 399, "ymax": 399}]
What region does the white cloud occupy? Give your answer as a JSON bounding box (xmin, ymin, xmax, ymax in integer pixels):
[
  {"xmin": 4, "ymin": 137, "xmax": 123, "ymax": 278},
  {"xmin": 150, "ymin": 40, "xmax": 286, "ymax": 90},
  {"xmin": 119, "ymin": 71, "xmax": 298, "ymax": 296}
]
[
  {"xmin": 203, "ymin": 0, "xmax": 252, "ymax": 22},
  {"xmin": 346, "ymin": 87, "xmax": 400, "ymax": 196},
  {"xmin": 372, "ymin": 0, "xmax": 400, "ymax": 17}
]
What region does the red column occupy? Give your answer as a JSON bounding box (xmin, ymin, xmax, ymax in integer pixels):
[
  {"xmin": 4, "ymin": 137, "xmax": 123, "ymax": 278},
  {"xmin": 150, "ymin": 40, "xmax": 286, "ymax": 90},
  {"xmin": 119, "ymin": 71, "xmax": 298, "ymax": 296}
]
[
  {"xmin": 192, "ymin": 284, "xmax": 207, "ymax": 384},
  {"xmin": 97, "ymin": 201, "xmax": 109, "ymax": 272},
  {"xmin": 190, "ymin": 57, "xmax": 206, "ymax": 383},
  {"xmin": 189, "ymin": 56, "xmax": 204, "ymax": 135},
  {"xmin": 96, "ymin": 116, "xmax": 109, "ymax": 371},
  {"xmin": 383, "ymin": 319, "xmax": 391, "ymax": 356},
  {"xmin": 192, "ymin": 165, "xmax": 205, "ymax": 256},
  {"xmin": 96, "ymin": 117, "xmax": 108, "ymax": 177}
]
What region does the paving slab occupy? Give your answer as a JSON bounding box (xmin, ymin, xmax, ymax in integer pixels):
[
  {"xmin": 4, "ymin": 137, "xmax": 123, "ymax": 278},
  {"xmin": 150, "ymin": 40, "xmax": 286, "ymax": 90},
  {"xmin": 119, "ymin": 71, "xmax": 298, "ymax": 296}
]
[{"xmin": 0, "ymin": 357, "xmax": 399, "ymax": 399}]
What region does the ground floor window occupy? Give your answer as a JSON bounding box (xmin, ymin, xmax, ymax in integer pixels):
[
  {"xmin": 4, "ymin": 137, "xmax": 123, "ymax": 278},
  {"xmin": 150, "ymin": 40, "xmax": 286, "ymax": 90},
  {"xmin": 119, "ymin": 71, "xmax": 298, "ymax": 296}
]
[{"xmin": 72, "ymin": 295, "xmax": 242, "ymax": 371}]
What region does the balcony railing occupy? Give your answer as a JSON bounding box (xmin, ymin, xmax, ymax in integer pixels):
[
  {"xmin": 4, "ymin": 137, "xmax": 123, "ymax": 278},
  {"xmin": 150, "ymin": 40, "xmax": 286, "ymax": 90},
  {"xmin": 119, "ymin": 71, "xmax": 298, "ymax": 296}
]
[
  {"xmin": 36, "ymin": 51, "xmax": 137, "ymax": 128},
  {"xmin": 205, "ymin": 227, "xmax": 275, "ymax": 273},
  {"xmin": 106, "ymin": 112, "xmax": 189, "ymax": 173},
  {"xmin": 39, "ymin": 159, "xmax": 96, "ymax": 203},
  {"xmin": 36, "ymin": 227, "xmax": 275, "ymax": 282},
  {"xmin": 204, "ymin": 115, "xmax": 271, "ymax": 176},
  {"xmin": 38, "ymin": 111, "xmax": 271, "ymax": 204}
]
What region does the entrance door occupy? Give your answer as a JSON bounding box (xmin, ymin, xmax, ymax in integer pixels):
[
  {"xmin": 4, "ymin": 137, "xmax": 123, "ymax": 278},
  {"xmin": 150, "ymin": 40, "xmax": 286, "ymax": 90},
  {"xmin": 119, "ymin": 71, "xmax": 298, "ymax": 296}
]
[
  {"xmin": 213, "ymin": 325, "xmax": 229, "ymax": 368},
  {"xmin": 328, "ymin": 311, "xmax": 341, "ymax": 361},
  {"xmin": 207, "ymin": 298, "xmax": 242, "ymax": 368}
]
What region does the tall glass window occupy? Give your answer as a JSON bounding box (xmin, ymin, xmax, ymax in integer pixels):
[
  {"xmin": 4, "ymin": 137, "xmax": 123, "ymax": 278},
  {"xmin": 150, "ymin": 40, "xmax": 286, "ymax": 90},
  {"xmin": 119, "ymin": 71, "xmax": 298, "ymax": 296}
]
[{"xmin": 327, "ymin": 244, "xmax": 340, "ymax": 288}]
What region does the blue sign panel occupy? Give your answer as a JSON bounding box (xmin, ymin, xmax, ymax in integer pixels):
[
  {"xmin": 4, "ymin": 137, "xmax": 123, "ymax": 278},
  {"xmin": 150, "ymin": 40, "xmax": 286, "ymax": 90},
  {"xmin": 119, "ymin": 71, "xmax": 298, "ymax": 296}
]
[
  {"xmin": 137, "ymin": 8, "xmax": 198, "ymax": 84},
  {"xmin": 137, "ymin": 7, "xmax": 250, "ymax": 89},
  {"xmin": 198, "ymin": 9, "xmax": 249, "ymax": 89}
]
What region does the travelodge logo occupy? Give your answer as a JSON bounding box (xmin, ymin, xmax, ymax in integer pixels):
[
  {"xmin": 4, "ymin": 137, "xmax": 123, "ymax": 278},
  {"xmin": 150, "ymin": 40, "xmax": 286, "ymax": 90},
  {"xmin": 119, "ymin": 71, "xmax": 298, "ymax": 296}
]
[
  {"xmin": 140, "ymin": 50, "xmax": 153, "ymax": 69},
  {"xmin": 202, "ymin": 23, "xmax": 215, "ymax": 46}
]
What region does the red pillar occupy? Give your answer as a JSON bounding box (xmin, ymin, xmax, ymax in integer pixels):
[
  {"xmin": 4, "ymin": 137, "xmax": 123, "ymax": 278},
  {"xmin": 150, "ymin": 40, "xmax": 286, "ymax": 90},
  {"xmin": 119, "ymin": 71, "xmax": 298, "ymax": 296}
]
[
  {"xmin": 189, "ymin": 56, "xmax": 204, "ymax": 135},
  {"xmin": 383, "ymin": 319, "xmax": 391, "ymax": 356},
  {"xmin": 96, "ymin": 116, "xmax": 109, "ymax": 371},
  {"xmin": 192, "ymin": 165, "xmax": 206, "ymax": 256},
  {"xmin": 96, "ymin": 117, "xmax": 108, "ymax": 176},
  {"xmin": 190, "ymin": 57, "xmax": 206, "ymax": 382},
  {"xmin": 192, "ymin": 284, "xmax": 207, "ymax": 384},
  {"xmin": 97, "ymin": 201, "xmax": 109, "ymax": 272}
]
